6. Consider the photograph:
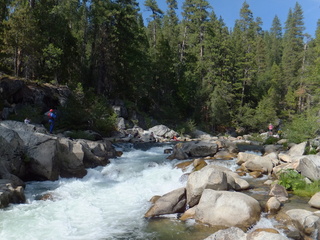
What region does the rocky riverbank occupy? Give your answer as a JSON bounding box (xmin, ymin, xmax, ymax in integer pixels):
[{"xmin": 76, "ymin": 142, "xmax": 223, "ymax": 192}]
[{"xmin": 144, "ymin": 136, "xmax": 320, "ymax": 240}]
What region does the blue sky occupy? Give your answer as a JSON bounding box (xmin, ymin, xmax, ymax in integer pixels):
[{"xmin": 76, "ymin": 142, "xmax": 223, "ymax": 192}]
[{"xmin": 137, "ymin": 0, "xmax": 320, "ymax": 38}]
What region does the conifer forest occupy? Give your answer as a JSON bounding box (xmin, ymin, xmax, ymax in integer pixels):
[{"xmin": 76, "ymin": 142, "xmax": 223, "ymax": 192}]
[{"xmin": 1, "ymin": 0, "xmax": 320, "ymax": 136}]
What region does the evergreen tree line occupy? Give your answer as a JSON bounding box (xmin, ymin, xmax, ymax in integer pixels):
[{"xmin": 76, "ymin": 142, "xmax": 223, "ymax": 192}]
[{"xmin": 1, "ymin": 0, "xmax": 320, "ymax": 135}]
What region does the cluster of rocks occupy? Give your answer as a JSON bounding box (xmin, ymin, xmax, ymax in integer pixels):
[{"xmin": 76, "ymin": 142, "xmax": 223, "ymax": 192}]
[
  {"xmin": 0, "ymin": 120, "xmax": 119, "ymax": 208},
  {"xmin": 144, "ymin": 135, "xmax": 320, "ymax": 240},
  {"xmin": 110, "ymin": 124, "xmax": 179, "ymax": 143}
]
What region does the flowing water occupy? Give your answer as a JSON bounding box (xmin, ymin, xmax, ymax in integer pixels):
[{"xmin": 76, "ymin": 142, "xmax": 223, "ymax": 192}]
[{"xmin": 0, "ymin": 143, "xmax": 296, "ymax": 240}]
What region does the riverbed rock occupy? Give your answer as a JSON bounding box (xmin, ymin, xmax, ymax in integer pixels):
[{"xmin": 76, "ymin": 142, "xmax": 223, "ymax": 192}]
[
  {"xmin": 0, "ymin": 179, "xmax": 25, "ymax": 208},
  {"xmin": 285, "ymin": 209, "xmax": 320, "ymax": 239},
  {"xmin": 269, "ymin": 184, "xmax": 288, "ymax": 201},
  {"xmin": 167, "ymin": 140, "xmax": 218, "ymax": 160},
  {"xmin": 308, "ymin": 192, "xmax": 320, "ymax": 209},
  {"xmin": 240, "ymin": 152, "xmax": 275, "ymax": 174},
  {"xmin": 287, "ymin": 142, "xmax": 307, "ymax": 156},
  {"xmin": 266, "ymin": 196, "xmax": 281, "ymax": 214},
  {"xmin": 247, "ymin": 230, "xmax": 290, "ymax": 240},
  {"xmin": 236, "ymin": 152, "xmax": 260, "ymax": 165},
  {"xmin": 203, "ymin": 227, "xmax": 246, "ymax": 240},
  {"xmin": 144, "ymin": 187, "xmax": 186, "ymax": 217},
  {"xmin": 194, "ymin": 189, "xmax": 261, "ymax": 229},
  {"xmin": 148, "ymin": 125, "xmax": 178, "ymax": 139},
  {"xmin": 186, "ymin": 165, "xmax": 250, "ymax": 207}
]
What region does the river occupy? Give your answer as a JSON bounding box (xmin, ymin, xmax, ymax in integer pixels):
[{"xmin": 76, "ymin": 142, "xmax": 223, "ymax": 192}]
[{"xmin": 0, "ymin": 143, "xmax": 290, "ymax": 240}]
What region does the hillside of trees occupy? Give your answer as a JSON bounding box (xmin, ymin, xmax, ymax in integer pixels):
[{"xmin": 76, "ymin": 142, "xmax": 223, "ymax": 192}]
[{"xmin": 1, "ymin": 0, "xmax": 320, "ymax": 140}]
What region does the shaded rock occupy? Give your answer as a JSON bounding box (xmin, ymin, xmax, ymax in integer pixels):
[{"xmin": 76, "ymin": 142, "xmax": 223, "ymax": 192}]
[
  {"xmin": 213, "ymin": 150, "xmax": 236, "ymax": 160},
  {"xmin": 179, "ymin": 207, "xmax": 196, "ymax": 221},
  {"xmin": 168, "ymin": 141, "xmax": 218, "ymax": 160},
  {"xmin": 269, "ymin": 184, "xmax": 288, "ymax": 199},
  {"xmin": 0, "ymin": 179, "xmax": 25, "ymax": 208},
  {"xmin": 0, "ymin": 120, "xmax": 116, "ymax": 181},
  {"xmin": 144, "ymin": 187, "xmax": 186, "ymax": 218},
  {"xmin": 57, "ymin": 138, "xmax": 87, "ymax": 178}
]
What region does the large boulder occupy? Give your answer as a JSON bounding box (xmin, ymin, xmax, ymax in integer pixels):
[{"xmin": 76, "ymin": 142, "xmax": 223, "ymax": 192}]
[
  {"xmin": 296, "ymin": 155, "xmax": 320, "ymax": 181},
  {"xmin": 237, "ymin": 152, "xmax": 275, "ymax": 174},
  {"xmin": 186, "ymin": 164, "xmax": 250, "ymax": 207},
  {"xmin": 194, "ymin": 189, "xmax": 261, "ymax": 229},
  {"xmin": 0, "ymin": 120, "xmax": 117, "ymax": 181},
  {"xmin": 287, "ymin": 142, "xmax": 307, "ymax": 156},
  {"xmin": 148, "ymin": 125, "xmax": 178, "ymax": 139},
  {"xmin": 243, "ymin": 154, "xmax": 274, "ymax": 174}
]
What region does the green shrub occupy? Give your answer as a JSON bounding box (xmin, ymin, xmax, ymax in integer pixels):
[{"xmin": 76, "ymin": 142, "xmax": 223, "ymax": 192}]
[
  {"xmin": 264, "ymin": 136, "xmax": 279, "ymax": 145},
  {"xmin": 278, "ymin": 169, "xmax": 306, "ymax": 191},
  {"xmin": 278, "ymin": 169, "xmax": 320, "ymax": 197}
]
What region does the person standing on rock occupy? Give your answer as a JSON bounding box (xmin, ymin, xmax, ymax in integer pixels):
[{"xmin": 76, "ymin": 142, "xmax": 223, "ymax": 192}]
[
  {"xmin": 268, "ymin": 123, "xmax": 273, "ymax": 136},
  {"xmin": 47, "ymin": 109, "xmax": 56, "ymax": 134}
]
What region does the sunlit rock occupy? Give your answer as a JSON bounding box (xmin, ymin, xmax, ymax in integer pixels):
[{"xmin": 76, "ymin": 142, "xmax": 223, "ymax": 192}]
[
  {"xmin": 194, "ymin": 189, "xmax": 261, "ymax": 229},
  {"xmin": 308, "ymin": 192, "xmax": 320, "ymax": 209}
]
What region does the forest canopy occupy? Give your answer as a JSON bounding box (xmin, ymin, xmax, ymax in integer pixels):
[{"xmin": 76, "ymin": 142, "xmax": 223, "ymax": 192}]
[{"xmin": 1, "ymin": 0, "xmax": 320, "ymax": 137}]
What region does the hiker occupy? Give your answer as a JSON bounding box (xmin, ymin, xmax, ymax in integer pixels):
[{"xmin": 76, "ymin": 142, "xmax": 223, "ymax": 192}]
[
  {"xmin": 268, "ymin": 123, "xmax": 273, "ymax": 136},
  {"xmin": 47, "ymin": 109, "xmax": 57, "ymax": 134}
]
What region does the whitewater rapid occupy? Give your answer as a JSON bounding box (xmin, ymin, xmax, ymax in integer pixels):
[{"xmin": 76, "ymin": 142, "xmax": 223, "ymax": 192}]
[{"xmin": 0, "ymin": 144, "xmax": 188, "ymax": 240}]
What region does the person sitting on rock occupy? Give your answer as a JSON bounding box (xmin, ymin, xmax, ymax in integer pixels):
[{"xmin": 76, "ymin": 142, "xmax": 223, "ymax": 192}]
[{"xmin": 24, "ymin": 118, "xmax": 31, "ymax": 124}]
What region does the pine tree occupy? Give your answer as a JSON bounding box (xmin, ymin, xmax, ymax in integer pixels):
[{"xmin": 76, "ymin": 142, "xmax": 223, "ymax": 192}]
[
  {"xmin": 281, "ymin": 2, "xmax": 306, "ymax": 116},
  {"xmin": 178, "ymin": 0, "xmax": 211, "ymax": 119},
  {"xmin": 231, "ymin": 1, "xmax": 258, "ymax": 127},
  {"xmin": 202, "ymin": 12, "xmax": 233, "ymax": 129}
]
